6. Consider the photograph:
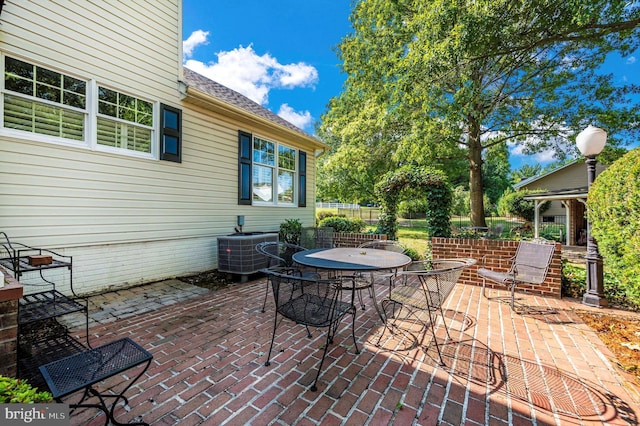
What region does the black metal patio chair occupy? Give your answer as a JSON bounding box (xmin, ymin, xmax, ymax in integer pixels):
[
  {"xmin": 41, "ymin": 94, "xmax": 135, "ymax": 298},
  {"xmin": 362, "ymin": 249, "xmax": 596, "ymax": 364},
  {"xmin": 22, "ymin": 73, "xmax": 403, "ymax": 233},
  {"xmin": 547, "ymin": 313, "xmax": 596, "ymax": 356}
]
[
  {"xmin": 262, "ymin": 269, "xmax": 359, "ymax": 391},
  {"xmin": 339, "ymin": 240, "xmax": 408, "ymax": 310},
  {"xmin": 379, "ymin": 258, "xmax": 476, "ymax": 364},
  {"xmin": 300, "ymin": 227, "xmax": 335, "ymax": 249},
  {"xmin": 255, "ymin": 241, "xmax": 319, "ymax": 312}
]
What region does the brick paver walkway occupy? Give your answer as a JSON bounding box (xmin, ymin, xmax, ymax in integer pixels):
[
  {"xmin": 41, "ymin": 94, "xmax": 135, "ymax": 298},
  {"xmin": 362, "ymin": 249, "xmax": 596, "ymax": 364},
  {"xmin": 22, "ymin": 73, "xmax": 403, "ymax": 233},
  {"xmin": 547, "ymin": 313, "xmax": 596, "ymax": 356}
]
[{"xmin": 61, "ymin": 277, "xmax": 640, "ymax": 425}]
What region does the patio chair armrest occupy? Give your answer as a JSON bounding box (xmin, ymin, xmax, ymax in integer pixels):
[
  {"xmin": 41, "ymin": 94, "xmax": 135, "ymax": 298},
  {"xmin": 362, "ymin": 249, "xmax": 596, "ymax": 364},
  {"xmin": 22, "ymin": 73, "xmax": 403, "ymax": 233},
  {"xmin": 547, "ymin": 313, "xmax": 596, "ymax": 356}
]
[
  {"xmin": 512, "ymin": 263, "xmax": 547, "ymax": 275},
  {"xmin": 481, "ymin": 254, "xmax": 515, "ymax": 268}
]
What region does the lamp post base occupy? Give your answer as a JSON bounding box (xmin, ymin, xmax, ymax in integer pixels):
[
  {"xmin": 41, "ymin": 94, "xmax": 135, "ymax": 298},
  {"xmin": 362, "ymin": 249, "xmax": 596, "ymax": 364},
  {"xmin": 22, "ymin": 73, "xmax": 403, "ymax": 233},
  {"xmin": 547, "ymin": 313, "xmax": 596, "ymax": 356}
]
[
  {"xmin": 582, "ymin": 292, "xmax": 607, "ymax": 307},
  {"xmin": 582, "ymin": 254, "xmax": 607, "ymax": 308}
]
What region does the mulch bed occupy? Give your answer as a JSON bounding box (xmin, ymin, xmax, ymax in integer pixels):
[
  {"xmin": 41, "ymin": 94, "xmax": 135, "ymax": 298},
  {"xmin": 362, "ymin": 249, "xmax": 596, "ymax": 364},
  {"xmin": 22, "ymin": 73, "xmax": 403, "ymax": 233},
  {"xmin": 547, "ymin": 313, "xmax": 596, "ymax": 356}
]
[{"xmin": 178, "ymin": 269, "xmax": 235, "ymax": 291}]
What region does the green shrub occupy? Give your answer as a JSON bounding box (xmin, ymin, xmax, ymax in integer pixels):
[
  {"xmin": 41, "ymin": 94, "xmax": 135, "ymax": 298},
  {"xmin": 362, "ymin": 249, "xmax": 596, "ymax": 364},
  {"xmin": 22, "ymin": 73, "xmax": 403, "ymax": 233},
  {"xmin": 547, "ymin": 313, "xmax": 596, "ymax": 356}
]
[
  {"xmin": 0, "ymin": 376, "xmax": 53, "ymax": 403},
  {"xmin": 279, "ymin": 218, "xmax": 302, "ymax": 244},
  {"xmin": 316, "ymin": 209, "xmax": 337, "ymax": 222},
  {"xmin": 497, "ymin": 189, "xmax": 550, "ymax": 221},
  {"xmin": 402, "ymin": 247, "xmax": 420, "ymax": 261},
  {"xmin": 318, "ymin": 216, "xmax": 365, "ymax": 233},
  {"xmin": 561, "ymin": 260, "xmax": 639, "ymax": 311},
  {"xmin": 589, "ymin": 148, "xmax": 640, "ymax": 306}
]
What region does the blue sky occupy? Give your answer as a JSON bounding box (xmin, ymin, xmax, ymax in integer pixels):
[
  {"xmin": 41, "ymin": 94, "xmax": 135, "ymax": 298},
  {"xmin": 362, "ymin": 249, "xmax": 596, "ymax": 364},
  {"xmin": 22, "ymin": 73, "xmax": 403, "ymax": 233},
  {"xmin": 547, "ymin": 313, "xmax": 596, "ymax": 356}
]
[{"xmin": 182, "ymin": 0, "xmax": 638, "ymax": 170}]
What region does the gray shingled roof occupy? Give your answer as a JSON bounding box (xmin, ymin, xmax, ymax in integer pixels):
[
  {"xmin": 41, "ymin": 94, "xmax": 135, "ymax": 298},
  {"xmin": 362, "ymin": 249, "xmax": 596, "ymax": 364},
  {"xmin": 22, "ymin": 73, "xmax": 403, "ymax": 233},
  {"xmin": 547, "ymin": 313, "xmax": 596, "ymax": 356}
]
[{"xmin": 182, "ymin": 67, "xmax": 311, "ymax": 139}]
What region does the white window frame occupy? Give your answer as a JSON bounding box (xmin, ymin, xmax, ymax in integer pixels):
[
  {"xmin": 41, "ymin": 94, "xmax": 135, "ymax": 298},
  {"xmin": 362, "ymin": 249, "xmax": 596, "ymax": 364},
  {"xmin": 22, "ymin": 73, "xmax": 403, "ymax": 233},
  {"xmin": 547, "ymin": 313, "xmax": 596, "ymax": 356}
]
[
  {"xmin": 0, "ymin": 55, "xmax": 90, "ymax": 149},
  {"xmin": 93, "ymin": 84, "xmax": 157, "ymax": 160},
  {"xmin": 0, "ymin": 55, "xmax": 158, "ymax": 160},
  {"xmin": 252, "ymin": 135, "xmax": 298, "ymax": 207}
]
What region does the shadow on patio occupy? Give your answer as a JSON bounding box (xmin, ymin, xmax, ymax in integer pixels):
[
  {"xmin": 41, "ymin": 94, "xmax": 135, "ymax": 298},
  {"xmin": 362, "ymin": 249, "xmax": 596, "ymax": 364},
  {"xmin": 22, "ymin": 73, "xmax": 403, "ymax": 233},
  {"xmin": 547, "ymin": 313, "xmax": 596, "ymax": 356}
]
[{"xmin": 58, "ymin": 276, "xmax": 639, "ymax": 425}]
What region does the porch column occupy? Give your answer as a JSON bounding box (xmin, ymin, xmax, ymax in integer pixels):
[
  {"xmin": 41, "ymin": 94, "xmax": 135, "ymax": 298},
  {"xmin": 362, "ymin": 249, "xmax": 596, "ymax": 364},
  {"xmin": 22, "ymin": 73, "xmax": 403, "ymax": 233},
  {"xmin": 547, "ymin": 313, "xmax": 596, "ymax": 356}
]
[
  {"xmin": 533, "ymin": 200, "xmax": 541, "ymax": 239},
  {"xmin": 561, "ymin": 200, "xmax": 570, "ymax": 246}
]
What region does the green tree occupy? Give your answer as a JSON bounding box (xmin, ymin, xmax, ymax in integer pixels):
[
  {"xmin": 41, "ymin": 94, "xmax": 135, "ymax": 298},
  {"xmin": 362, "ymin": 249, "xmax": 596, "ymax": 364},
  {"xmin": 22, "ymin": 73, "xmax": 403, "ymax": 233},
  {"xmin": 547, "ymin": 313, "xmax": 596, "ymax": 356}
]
[
  {"xmin": 315, "ymin": 126, "xmax": 393, "ymax": 203},
  {"xmin": 321, "ymin": 0, "xmax": 640, "ymax": 227},
  {"xmin": 482, "ymin": 143, "xmax": 511, "ymax": 207},
  {"xmin": 510, "ymin": 164, "xmax": 542, "ymax": 185},
  {"xmin": 451, "ymin": 185, "xmax": 471, "ymax": 216}
]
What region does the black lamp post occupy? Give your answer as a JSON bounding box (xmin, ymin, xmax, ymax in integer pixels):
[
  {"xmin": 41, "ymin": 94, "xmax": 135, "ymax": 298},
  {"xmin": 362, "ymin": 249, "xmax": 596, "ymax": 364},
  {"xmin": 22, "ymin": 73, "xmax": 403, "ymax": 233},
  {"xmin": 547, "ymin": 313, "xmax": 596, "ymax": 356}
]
[{"xmin": 576, "ymin": 125, "xmax": 608, "ymax": 308}]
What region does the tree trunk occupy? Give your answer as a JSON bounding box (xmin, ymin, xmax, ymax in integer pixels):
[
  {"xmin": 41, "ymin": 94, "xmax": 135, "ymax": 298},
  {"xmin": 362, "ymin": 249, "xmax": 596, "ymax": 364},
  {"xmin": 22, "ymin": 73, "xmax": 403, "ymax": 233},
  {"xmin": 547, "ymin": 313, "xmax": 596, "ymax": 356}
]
[{"xmin": 468, "ymin": 120, "xmax": 487, "ymax": 228}]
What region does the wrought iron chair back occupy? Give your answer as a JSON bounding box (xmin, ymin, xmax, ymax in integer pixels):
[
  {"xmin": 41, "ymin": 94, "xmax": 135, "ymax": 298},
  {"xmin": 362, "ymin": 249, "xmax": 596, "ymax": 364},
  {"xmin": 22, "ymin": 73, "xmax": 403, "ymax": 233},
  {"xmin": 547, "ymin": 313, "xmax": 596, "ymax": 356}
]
[
  {"xmin": 342, "ymin": 240, "xmax": 407, "ymax": 308},
  {"xmin": 255, "ymin": 241, "xmax": 319, "ymax": 312},
  {"xmin": 262, "ymin": 269, "xmax": 359, "ymax": 391},
  {"xmin": 381, "ymin": 258, "xmax": 477, "ymax": 364},
  {"xmin": 358, "ymin": 239, "xmax": 405, "ymax": 253},
  {"xmin": 300, "ymin": 227, "xmax": 335, "ymax": 249},
  {"xmin": 255, "ymin": 241, "xmax": 307, "ymax": 268},
  {"xmin": 478, "ymin": 239, "xmax": 556, "ymax": 311}
]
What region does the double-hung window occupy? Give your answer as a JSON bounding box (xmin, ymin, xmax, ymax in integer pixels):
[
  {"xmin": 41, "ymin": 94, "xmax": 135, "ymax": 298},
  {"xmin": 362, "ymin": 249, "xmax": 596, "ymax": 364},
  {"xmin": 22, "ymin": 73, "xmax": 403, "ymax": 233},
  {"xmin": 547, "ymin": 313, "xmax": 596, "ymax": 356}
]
[
  {"xmin": 3, "ymin": 56, "xmax": 87, "ymax": 141},
  {"xmin": 2, "ymin": 55, "xmax": 181, "ymax": 162},
  {"xmin": 238, "ymin": 131, "xmax": 307, "ymax": 206},
  {"xmin": 96, "ymin": 86, "xmax": 153, "ymax": 154}
]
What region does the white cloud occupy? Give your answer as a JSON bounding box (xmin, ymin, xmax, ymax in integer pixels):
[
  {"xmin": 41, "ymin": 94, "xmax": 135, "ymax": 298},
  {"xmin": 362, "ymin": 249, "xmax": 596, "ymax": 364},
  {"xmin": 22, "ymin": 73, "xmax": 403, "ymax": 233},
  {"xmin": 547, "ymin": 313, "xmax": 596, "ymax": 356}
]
[
  {"xmin": 627, "ymin": 56, "xmax": 636, "ymax": 65},
  {"xmin": 277, "ymin": 104, "xmax": 314, "ymax": 129},
  {"xmin": 182, "ymin": 31, "xmax": 318, "ymax": 112},
  {"xmin": 183, "ymin": 30, "xmax": 209, "ymax": 58},
  {"xmin": 277, "ymin": 63, "xmax": 319, "ymax": 88},
  {"xmin": 533, "ymin": 149, "xmax": 557, "ymax": 163}
]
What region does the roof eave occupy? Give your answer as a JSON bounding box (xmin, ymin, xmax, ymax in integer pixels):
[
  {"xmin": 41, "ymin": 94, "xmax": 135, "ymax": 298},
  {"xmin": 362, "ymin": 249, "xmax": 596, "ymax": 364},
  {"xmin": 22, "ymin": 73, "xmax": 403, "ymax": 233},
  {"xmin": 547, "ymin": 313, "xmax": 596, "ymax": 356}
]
[
  {"xmin": 181, "ymin": 85, "xmax": 329, "ymax": 152},
  {"xmin": 513, "ymin": 159, "xmax": 582, "ymax": 189}
]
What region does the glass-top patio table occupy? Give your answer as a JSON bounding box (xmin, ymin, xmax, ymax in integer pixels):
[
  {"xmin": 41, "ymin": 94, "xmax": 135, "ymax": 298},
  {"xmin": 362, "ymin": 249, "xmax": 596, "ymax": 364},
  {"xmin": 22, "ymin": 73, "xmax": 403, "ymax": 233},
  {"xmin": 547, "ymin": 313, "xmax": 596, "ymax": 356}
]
[{"xmin": 292, "ymin": 247, "xmax": 412, "ymax": 319}]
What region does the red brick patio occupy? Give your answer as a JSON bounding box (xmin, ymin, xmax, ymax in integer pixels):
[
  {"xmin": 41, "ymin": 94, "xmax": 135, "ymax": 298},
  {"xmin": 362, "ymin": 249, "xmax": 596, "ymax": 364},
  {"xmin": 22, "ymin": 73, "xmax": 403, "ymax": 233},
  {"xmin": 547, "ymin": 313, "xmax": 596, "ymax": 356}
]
[{"xmin": 63, "ymin": 276, "xmax": 640, "ymax": 425}]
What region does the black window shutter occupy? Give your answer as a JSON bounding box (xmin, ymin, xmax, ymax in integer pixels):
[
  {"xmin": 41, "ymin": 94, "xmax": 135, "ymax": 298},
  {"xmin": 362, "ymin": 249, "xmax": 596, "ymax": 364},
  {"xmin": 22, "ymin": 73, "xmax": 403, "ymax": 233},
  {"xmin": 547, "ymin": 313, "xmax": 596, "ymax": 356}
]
[
  {"xmin": 238, "ymin": 131, "xmax": 252, "ymax": 205},
  {"xmin": 298, "ymin": 150, "xmax": 307, "ymax": 207},
  {"xmin": 160, "ymin": 104, "xmax": 182, "ymax": 163}
]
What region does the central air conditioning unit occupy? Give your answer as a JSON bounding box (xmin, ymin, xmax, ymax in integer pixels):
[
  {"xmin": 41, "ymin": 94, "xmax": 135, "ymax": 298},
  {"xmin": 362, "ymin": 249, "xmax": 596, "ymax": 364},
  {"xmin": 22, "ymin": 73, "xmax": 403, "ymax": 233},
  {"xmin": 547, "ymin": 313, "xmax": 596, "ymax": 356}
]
[{"xmin": 217, "ymin": 232, "xmax": 278, "ymax": 281}]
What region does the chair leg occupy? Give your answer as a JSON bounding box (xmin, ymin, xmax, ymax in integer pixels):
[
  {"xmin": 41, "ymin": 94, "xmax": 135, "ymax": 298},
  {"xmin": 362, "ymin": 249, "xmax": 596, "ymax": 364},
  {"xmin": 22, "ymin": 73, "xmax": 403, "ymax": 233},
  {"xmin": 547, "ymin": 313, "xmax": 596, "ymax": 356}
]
[
  {"xmin": 351, "ymin": 306, "xmax": 360, "ymax": 354},
  {"xmin": 436, "ymin": 303, "xmax": 452, "ymax": 341},
  {"xmin": 426, "ymin": 310, "xmax": 446, "ymax": 366},
  {"xmin": 310, "ymin": 330, "xmax": 334, "ymax": 392},
  {"xmin": 264, "ymin": 313, "xmax": 279, "ymax": 367},
  {"xmin": 311, "ymin": 307, "xmax": 359, "ymax": 392},
  {"xmin": 356, "ymin": 289, "xmax": 365, "ymax": 310},
  {"xmin": 481, "ymin": 277, "xmax": 488, "ymax": 299},
  {"xmin": 510, "ymin": 283, "xmax": 517, "ymax": 311},
  {"xmin": 261, "ymin": 280, "xmax": 269, "ymax": 313}
]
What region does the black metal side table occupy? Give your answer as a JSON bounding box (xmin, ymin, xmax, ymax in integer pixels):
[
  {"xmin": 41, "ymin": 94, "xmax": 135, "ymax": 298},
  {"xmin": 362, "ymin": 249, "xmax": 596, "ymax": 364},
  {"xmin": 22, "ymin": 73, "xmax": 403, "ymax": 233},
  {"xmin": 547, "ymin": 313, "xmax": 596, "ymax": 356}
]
[{"xmin": 39, "ymin": 337, "xmax": 153, "ymax": 426}]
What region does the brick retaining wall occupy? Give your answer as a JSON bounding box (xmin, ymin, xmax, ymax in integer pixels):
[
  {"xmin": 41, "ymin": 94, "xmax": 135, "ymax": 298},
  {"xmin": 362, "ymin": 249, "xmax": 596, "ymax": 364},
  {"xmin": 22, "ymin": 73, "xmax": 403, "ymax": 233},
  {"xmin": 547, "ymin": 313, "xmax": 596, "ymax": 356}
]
[
  {"xmin": 332, "ymin": 233, "xmax": 387, "ymax": 247},
  {"xmin": 431, "ymin": 238, "xmax": 562, "ymax": 299},
  {"xmin": 0, "ymin": 268, "xmax": 23, "ymax": 377}
]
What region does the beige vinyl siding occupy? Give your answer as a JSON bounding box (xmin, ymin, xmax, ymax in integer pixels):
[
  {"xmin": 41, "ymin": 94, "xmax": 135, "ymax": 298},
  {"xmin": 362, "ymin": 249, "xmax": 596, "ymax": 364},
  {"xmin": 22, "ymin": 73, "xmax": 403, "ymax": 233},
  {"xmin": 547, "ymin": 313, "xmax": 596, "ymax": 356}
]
[
  {"xmin": 519, "ymin": 162, "xmax": 607, "ymax": 218},
  {"xmin": 1, "ymin": 102, "xmax": 317, "ymax": 245},
  {"xmin": 0, "ymin": 1, "xmax": 318, "ymax": 293},
  {"xmin": 182, "ymin": 102, "xmax": 318, "ymax": 232},
  {"xmin": 1, "ymin": 0, "xmax": 180, "ymax": 102}
]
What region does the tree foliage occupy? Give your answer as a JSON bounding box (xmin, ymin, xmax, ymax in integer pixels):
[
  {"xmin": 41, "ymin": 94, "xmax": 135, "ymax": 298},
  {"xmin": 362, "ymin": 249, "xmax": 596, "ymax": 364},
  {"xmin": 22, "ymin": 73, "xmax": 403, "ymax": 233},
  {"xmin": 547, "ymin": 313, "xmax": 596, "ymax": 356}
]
[
  {"xmin": 497, "ymin": 189, "xmax": 551, "ymax": 222},
  {"xmin": 320, "ymin": 0, "xmax": 640, "ymax": 225},
  {"xmin": 482, "ymin": 142, "xmax": 511, "ymax": 206},
  {"xmin": 510, "ymin": 164, "xmax": 543, "ymax": 185}
]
